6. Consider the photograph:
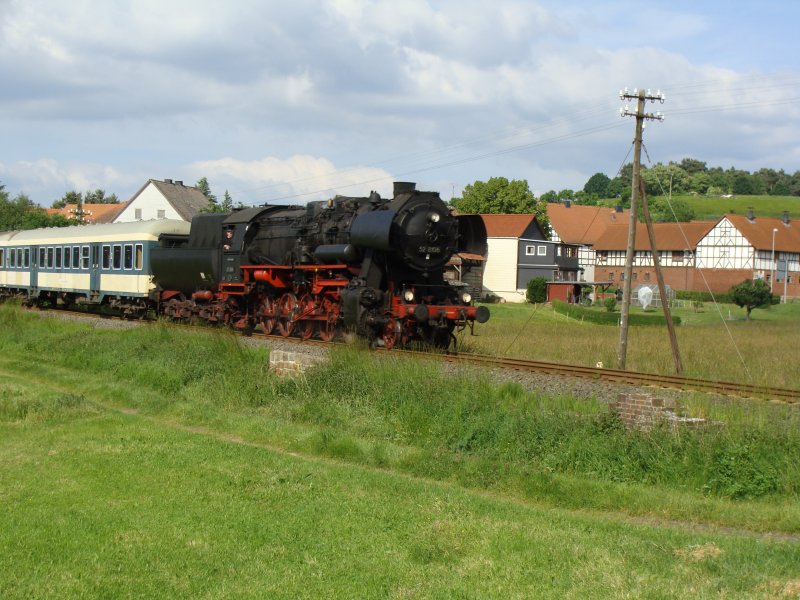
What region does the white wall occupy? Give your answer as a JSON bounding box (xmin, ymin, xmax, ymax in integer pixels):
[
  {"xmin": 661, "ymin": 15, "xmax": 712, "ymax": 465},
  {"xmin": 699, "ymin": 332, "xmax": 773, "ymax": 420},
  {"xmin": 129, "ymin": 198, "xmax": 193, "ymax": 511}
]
[
  {"xmin": 482, "ymin": 237, "xmax": 526, "ymax": 302},
  {"xmin": 114, "ymin": 183, "xmax": 183, "ymax": 222}
]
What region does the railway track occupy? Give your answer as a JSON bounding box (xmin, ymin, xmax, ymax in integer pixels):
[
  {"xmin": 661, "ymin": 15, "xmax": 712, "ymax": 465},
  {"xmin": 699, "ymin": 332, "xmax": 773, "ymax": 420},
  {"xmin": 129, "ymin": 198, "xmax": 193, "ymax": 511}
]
[
  {"xmin": 40, "ymin": 308, "xmax": 800, "ymax": 403},
  {"xmin": 431, "ymin": 351, "xmax": 800, "ymax": 403}
]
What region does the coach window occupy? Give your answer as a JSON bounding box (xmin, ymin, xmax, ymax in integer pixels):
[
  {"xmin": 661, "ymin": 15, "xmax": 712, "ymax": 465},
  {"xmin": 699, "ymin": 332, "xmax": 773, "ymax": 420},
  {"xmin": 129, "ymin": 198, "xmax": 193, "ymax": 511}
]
[
  {"xmin": 72, "ymin": 246, "xmax": 80, "ymax": 269},
  {"xmin": 113, "ymin": 244, "xmax": 122, "ymax": 270},
  {"xmin": 47, "ymin": 247, "xmax": 54, "ymax": 269},
  {"xmin": 39, "ymin": 248, "xmax": 46, "ymax": 268},
  {"xmin": 10, "ymin": 249, "xmax": 16, "ymax": 268},
  {"xmin": 23, "ymin": 248, "xmax": 30, "ymax": 268},
  {"xmin": 0, "ymin": 249, "xmax": 4, "ymax": 267},
  {"xmin": 55, "ymin": 247, "xmax": 62, "ymax": 269},
  {"xmin": 81, "ymin": 246, "xmax": 89, "ymax": 270},
  {"xmin": 64, "ymin": 247, "xmax": 71, "ymax": 269},
  {"xmin": 135, "ymin": 244, "xmax": 143, "ymax": 270},
  {"xmin": 124, "ymin": 244, "xmax": 133, "ymax": 270},
  {"xmin": 102, "ymin": 245, "xmax": 111, "ymax": 270}
]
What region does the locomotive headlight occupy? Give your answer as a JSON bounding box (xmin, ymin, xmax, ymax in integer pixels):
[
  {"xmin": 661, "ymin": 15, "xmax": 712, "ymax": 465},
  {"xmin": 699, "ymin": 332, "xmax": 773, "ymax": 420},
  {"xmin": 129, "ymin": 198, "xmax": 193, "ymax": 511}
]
[
  {"xmin": 460, "ymin": 291, "xmax": 472, "ymax": 304},
  {"xmin": 427, "ymin": 211, "xmax": 440, "ymax": 223},
  {"xmin": 403, "ymin": 289, "xmax": 415, "ymax": 303}
]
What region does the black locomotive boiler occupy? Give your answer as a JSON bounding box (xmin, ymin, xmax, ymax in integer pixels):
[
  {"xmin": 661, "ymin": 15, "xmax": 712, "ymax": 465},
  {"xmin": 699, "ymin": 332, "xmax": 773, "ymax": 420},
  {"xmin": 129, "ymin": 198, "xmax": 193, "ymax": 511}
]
[{"xmin": 150, "ymin": 182, "xmax": 489, "ymax": 348}]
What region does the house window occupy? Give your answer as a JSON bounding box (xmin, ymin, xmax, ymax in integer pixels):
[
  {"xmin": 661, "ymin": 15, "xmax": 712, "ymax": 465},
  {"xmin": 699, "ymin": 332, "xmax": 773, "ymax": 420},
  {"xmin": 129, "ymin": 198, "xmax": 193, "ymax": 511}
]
[
  {"xmin": 157, "ymin": 209, "xmax": 166, "ymax": 219},
  {"xmin": 525, "ymin": 245, "xmax": 536, "ymax": 256},
  {"xmin": 597, "ymin": 251, "xmax": 607, "ymax": 264},
  {"xmin": 537, "ymin": 245, "xmax": 547, "ymax": 256},
  {"xmin": 644, "ymin": 272, "xmax": 651, "ymax": 281},
  {"xmin": 609, "ymin": 272, "xmax": 614, "ymax": 281},
  {"xmin": 671, "ymin": 250, "xmax": 684, "ymax": 263},
  {"xmin": 135, "ymin": 208, "xmax": 142, "ymax": 220},
  {"xmin": 556, "ymin": 247, "xmax": 562, "ymax": 257},
  {"xmin": 632, "ymin": 272, "xmax": 638, "ymax": 281}
]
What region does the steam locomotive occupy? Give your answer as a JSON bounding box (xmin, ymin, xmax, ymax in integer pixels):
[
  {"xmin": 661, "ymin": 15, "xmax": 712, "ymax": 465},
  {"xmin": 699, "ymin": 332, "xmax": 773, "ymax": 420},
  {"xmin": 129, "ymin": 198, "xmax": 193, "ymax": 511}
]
[
  {"xmin": 151, "ymin": 182, "xmax": 489, "ymax": 348},
  {"xmin": 0, "ymin": 182, "xmax": 489, "ymax": 348}
]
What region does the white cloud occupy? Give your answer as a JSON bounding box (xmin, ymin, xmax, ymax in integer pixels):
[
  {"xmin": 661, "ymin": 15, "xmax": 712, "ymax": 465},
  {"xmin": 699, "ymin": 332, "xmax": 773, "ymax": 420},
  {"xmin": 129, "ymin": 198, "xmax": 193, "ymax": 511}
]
[{"xmin": 190, "ymin": 155, "xmax": 395, "ymax": 204}]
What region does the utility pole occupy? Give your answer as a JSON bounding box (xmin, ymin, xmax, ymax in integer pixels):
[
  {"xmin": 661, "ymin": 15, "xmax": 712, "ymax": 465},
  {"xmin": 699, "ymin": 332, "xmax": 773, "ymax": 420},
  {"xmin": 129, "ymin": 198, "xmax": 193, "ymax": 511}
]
[{"xmin": 617, "ymin": 88, "xmax": 665, "ymax": 370}]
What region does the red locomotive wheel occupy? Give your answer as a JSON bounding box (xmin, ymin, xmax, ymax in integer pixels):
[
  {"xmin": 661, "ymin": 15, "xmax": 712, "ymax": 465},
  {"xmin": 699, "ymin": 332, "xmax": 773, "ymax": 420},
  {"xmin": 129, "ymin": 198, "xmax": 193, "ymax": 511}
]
[
  {"xmin": 260, "ymin": 296, "xmax": 276, "ymax": 335},
  {"xmin": 277, "ymin": 293, "xmax": 297, "ymax": 337},
  {"xmin": 382, "ymin": 315, "xmax": 399, "ymax": 350},
  {"xmin": 296, "ymin": 294, "xmax": 316, "ymax": 340}
]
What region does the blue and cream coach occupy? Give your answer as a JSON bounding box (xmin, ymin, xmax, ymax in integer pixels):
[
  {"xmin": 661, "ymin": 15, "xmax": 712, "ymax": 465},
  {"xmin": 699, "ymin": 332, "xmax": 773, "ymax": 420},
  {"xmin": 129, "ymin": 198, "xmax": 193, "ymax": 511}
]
[{"xmin": 0, "ymin": 220, "xmax": 190, "ymax": 316}]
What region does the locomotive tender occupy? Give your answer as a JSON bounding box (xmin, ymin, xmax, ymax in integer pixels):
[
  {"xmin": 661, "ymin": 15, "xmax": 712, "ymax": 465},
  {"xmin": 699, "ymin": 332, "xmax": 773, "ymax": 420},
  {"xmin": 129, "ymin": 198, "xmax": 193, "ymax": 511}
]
[
  {"xmin": 0, "ymin": 182, "xmax": 489, "ymax": 348},
  {"xmin": 151, "ymin": 182, "xmax": 489, "ymax": 348}
]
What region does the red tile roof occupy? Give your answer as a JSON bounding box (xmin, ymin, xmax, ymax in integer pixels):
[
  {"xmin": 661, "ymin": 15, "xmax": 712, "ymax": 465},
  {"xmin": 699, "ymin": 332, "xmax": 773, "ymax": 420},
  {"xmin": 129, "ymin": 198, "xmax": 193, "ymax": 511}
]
[
  {"xmin": 725, "ymin": 214, "xmax": 799, "ymax": 252},
  {"xmin": 593, "ymin": 221, "xmax": 717, "ymax": 251},
  {"xmin": 546, "ymin": 203, "xmax": 629, "ymax": 245},
  {"xmin": 480, "ymin": 214, "xmax": 538, "ymax": 237},
  {"xmin": 45, "ymin": 203, "xmax": 128, "ymax": 224}
]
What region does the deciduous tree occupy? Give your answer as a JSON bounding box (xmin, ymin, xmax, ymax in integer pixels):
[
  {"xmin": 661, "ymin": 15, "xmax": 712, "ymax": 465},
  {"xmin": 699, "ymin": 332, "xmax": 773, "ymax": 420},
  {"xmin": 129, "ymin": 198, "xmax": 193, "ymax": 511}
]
[
  {"xmin": 451, "ymin": 177, "xmax": 550, "ymax": 233},
  {"xmin": 730, "ymin": 279, "xmax": 772, "ymax": 320}
]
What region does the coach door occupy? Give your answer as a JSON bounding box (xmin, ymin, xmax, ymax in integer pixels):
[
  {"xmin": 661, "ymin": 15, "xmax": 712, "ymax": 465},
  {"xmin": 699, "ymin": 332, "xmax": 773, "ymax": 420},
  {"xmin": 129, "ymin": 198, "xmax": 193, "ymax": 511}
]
[
  {"xmin": 90, "ymin": 243, "xmax": 101, "ymax": 294},
  {"xmin": 30, "ymin": 246, "xmax": 38, "ymax": 291}
]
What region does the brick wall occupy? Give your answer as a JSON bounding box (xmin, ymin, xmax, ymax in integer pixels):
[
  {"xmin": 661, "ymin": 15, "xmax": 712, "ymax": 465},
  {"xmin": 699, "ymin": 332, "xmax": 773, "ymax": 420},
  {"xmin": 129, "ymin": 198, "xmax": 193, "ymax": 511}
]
[
  {"xmin": 269, "ymin": 350, "xmax": 327, "ymax": 377},
  {"xmin": 610, "ymin": 393, "xmax": 708, "ymax": 431}
]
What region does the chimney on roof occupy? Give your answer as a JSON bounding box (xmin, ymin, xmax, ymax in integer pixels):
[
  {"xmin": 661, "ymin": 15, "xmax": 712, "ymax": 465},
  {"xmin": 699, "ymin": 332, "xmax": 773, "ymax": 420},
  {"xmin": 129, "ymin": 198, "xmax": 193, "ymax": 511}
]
[
  {"xmin": 783, "ymin": 211, "xmax": 790, "ymax": 225},
  {"xmin": 165, "ymin": 178, "xmax": 173, "ymax": 184},
  {"xmin": 746, "ymin": 207, "xmax": 755, "ymax": 222},
  {"xmin": 175, "ymin": 180, "xmax": 183, "ymax": 186},
  {"xmin": 563, "ymin": 199, "xmax": 571, "ymax": 208},
  {"xmin": 614, "ymin": 204, "xmax": 623, "ymax": 213}
]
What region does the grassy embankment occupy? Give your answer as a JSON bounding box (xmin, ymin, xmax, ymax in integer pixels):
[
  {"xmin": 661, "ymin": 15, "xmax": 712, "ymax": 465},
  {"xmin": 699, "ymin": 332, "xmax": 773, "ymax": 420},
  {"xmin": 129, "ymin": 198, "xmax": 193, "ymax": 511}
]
[
  {"xmin": 463, "ymin": 301, "xmax": 800, "ymax": 389},
  {"xmin": 1, "ymin": 303, "xmax": 799, "ymax": 597},
  {"xmin": 600, "ymin": 194, "xmax": 800, "ymax": 220}
]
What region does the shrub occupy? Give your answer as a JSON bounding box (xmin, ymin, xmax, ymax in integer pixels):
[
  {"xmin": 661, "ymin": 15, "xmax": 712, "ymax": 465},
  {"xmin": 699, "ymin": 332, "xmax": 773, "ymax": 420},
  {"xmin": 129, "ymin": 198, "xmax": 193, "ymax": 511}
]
[
  {"xmin": 526, "ymin": 276, "xmax": 548, "ymax": 304},
  {"xmin": 603, "ymin": 297, "xmax": 617, "ymax": 312}
]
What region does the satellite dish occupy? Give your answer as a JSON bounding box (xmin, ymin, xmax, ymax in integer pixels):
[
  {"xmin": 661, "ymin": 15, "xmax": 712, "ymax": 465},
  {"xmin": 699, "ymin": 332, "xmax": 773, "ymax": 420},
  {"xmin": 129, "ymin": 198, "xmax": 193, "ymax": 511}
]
[{"xmin": 639, "ymin": 286, "xmax": 653, "ymax": 309}]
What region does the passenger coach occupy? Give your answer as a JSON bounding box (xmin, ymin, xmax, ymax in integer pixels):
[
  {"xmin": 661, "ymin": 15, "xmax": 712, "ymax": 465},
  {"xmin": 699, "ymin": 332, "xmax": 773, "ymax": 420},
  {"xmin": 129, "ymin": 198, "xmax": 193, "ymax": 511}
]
[{"xmin": 0, "ymin": 220, "xmax": 190, "ymax": 316}]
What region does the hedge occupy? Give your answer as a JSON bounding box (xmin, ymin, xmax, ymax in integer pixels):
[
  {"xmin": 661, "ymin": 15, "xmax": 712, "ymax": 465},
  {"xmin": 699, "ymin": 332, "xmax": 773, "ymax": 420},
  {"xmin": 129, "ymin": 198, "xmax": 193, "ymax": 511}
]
[
  {"xmin": 675, "ymin": 290, "xmax": 734, "ymax": 304},
  {"xmin": 675, "ymin": 289, "xmax": 779, "ymax": 305},
  {"xmin": 553, "ymin": 300, "xmax": 682, "ymax": 326}
]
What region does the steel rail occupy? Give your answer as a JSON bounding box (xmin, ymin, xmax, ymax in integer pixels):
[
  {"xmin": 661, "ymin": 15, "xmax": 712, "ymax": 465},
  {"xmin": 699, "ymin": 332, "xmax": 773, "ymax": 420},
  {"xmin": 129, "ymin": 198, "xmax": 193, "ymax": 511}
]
[{"xmin": 434, "ymin": 352, "xmax": 800, "ymax": 403}]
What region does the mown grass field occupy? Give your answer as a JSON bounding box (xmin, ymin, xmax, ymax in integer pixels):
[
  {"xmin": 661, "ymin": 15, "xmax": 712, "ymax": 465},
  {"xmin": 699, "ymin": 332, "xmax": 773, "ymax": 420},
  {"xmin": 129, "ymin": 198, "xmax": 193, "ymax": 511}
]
[
  {"xmin": 601, "ymin": 194, "xmax": 800, "ymax": 221},
  {"xmin": 675, "ymin": 195, "xmax": 800, "ymax": 221},
  {"xmin": 461, "ymin": 301, "xmax": 800, "ymax": 389},
  {"xmin": 1, "ymin": 304, "xmax": 799, "ymax": 598}
]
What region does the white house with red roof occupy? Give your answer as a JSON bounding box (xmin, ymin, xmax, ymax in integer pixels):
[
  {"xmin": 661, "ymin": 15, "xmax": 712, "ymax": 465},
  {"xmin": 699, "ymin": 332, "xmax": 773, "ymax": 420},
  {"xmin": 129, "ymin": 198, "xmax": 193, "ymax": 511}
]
[{"xmin": 481, "ymin": 214, "xmax": 580, "ymax": 302}]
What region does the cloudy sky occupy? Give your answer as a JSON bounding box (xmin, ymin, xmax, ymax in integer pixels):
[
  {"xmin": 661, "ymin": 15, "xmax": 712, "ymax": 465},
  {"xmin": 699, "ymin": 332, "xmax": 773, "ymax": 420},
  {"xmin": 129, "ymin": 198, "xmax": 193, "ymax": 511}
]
[{"xmin": 1, "ymin": 0, "xmax": 798, "ymax": 207}]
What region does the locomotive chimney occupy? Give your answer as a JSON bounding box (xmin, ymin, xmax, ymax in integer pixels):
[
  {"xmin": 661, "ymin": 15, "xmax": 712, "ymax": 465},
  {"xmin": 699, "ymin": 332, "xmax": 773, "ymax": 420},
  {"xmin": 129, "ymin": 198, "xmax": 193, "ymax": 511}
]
[{"xmin": 394, "ymin": 182, "xmax": 416, "ymax": 196}]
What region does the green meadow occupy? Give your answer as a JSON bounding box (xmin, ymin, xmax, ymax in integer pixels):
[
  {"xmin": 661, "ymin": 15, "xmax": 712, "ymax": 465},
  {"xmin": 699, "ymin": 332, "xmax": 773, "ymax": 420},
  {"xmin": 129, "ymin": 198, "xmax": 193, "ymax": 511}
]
[
  {"xmin": 1, "ymin": 304, "xmax": 799, "ymax": 598},
  {"xmin": 462, "ymin": 301, "xmax": 800, "ymax": 389}
]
